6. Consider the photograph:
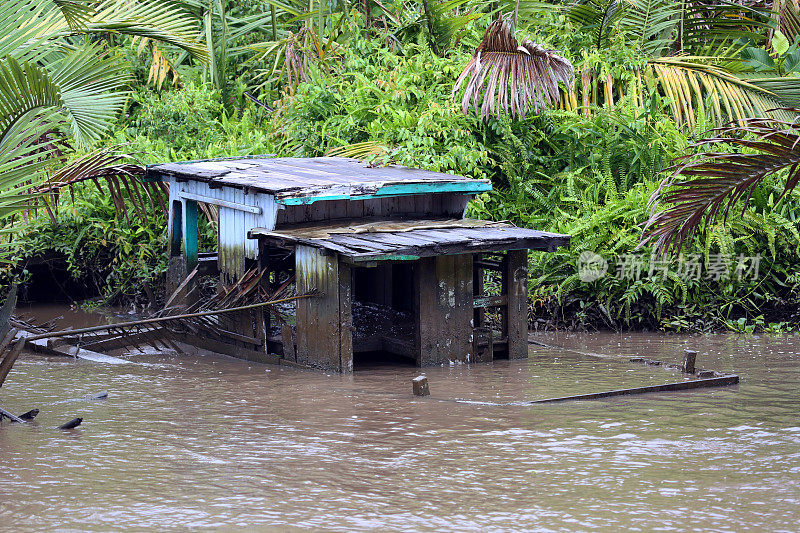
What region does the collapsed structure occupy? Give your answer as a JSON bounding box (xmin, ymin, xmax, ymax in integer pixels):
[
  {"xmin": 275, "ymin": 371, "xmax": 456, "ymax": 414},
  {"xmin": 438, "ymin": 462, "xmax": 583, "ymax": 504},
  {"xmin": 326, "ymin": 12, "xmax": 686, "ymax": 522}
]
[{"xmin": 145, "ymin": 156, "xmax": 570, "ymax": 372}]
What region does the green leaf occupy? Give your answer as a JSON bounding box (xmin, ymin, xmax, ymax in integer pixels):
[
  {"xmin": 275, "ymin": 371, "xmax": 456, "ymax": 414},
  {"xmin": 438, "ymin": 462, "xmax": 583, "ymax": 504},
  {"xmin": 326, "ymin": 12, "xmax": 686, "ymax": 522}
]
[
  {"xmin": 785, "ymin": 48, "xmax": 800, "ymax": 73},
  {"xmin": 742, "ymin": 47, "xmax": 776, "ymax": 71},
  {"xmin": 772, "ymin": 30, "xmax": 791, "ymax": 56}
]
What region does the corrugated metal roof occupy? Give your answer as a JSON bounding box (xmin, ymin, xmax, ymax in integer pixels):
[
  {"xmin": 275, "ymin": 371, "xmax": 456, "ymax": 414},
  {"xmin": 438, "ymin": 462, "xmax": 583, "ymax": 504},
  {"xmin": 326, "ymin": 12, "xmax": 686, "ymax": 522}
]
[
  {"xmin": 146, "ymin": 156, "xmax": 491, "ymax": 204},
  {"xmin": 250, "ymin": 219, "xmax": 570, "ymax": 261}
]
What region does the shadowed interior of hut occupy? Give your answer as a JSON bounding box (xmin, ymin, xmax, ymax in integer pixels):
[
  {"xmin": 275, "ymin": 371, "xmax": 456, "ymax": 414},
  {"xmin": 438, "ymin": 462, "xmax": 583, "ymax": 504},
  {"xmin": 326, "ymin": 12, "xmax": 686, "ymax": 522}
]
[{"xmin": 351, "ymin": 263, "xmax": 416, "ymax": 368}]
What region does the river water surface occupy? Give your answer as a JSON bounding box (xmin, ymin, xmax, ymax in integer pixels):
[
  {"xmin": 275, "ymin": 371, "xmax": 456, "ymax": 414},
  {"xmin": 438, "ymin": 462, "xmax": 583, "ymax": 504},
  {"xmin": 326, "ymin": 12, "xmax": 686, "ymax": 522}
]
[{"xmin": 1, "ymin": 327, "xmax": 798, "ymax": 531}]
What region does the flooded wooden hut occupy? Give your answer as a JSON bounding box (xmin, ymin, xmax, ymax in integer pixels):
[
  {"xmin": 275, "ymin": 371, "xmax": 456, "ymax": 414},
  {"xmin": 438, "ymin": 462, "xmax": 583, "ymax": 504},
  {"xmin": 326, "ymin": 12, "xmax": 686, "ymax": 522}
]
[{"xmin": 145, "ymin": 157, "xmax": 569, "ymax": 372}]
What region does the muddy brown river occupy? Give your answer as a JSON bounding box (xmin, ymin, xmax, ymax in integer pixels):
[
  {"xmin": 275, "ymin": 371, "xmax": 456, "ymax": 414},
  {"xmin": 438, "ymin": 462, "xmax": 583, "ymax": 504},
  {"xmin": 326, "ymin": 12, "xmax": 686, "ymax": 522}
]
[{"xmin": 1, "ymin": 324, "xmax": 799, "ymax": 531}]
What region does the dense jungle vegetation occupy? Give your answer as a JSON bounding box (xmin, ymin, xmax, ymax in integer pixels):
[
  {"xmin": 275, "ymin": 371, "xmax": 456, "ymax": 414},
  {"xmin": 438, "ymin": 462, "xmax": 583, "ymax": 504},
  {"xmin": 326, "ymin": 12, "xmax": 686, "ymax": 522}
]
[{"xmin": 2, "ymin": 0, "xmax": 800, "ymax": 332}]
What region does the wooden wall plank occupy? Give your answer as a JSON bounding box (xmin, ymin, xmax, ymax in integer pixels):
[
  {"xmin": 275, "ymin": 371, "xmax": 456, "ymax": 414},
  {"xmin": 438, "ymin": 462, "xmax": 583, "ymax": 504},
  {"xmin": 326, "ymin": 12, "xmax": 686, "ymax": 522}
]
[
  {"xmin": 339, "ymin": 261, "xmax": 353, "ymax": 373},
  {"xmin": 295, "ymin": 246, "xmax": 342, "ymax": 371},
  {"xmin": 505, "ymin": 250, "xmax": 528, "ymax": 360},
  {"xmin": 414, "ymin": 257, "xmax": 440, "ymax": 366},
  {"xmin": 413, "ymin": 254, "xmax": 473, "ymax": 366},
  {"xmin": 454, "ymin": 253, "xmax": 474, "ymax": 363}
]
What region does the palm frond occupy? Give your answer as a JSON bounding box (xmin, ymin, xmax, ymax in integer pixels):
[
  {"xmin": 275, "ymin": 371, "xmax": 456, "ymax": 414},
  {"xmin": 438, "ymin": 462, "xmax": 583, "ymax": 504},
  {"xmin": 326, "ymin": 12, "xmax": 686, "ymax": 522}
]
[
  {"xmin": 0, "ymin": 115, "xmax": 59, "ymax": 229},
  {"xmin": 134, "ymin": 37, "xmax": 181, "ymax": 89},
  {"xmin": 33, "ymin": 147, "xmax": 163, "ymax": 222},
  {"xmin": 565, "ymin": 0, "xmax": 624, "ymax": 50},
  {"xmin": 84, "ymin": 0, "xmax": 208, "ymax": 62},
  {"xmin": 620, "ymin": 0, "xmax": 681, "ymax": 56},
  {"xmin": 422, "ymin": 0, "xmax": 480, "ymax": 56},
  {"xmin": 325, "ymin": 141, "xmax": 391, "ymax": 161},
  {"xmin": 641, "ymin": 111, "xmax": 800, "ymax": 253},
  {"xmin": 648, "ymin": 57, "xmax": 794, "ymax": 127},
  {"xmin": 680, "ymin": 0, "xmax": 773, "ymax": 53},
  {"xmin": 776, "ymin": 0, "xmax": 800, "ymax": 42},
  {"xmin": 52, "ymin": 0, "xmax": 93, "ymax": 30},
  {"xmin": 453, "ymin": 13, "xmax": 574, "ymax": 121},
  {"xmin": 743, "ymin": 73, "xmax": 800, "ymax": 107}
]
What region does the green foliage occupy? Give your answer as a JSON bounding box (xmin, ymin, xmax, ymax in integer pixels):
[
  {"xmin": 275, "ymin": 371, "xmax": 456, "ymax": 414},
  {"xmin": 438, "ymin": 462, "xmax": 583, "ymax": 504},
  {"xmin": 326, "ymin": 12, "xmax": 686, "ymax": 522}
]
[
  {"xmin": 113, "ymin": 82, "xmax": 272, "ymax": 162},
  {"xmin": 269, "ymin": 39, "xmax": 491, "ymax": 176},
  {"xmin": 5, "ymin": 1, "xmax": 799, "ymax": 334},
  {"xmin": 9, "ymin": 184, "xmax": 168, "ymax": 304}
]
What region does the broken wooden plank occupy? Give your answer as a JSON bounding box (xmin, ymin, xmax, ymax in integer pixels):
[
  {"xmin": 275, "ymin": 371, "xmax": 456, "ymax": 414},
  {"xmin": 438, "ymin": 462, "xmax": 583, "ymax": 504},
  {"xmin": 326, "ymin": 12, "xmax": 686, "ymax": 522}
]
[
  {"xmin": 457, "ymin": 375, "xmax": 740, "ymax": 406},
  {"xmin": 0, "ymin": 339, "xmax": 26, "ymax": 389},
  {"xmin": 530, "ymin": 375, "xmax": 740, "ymax": 403}
]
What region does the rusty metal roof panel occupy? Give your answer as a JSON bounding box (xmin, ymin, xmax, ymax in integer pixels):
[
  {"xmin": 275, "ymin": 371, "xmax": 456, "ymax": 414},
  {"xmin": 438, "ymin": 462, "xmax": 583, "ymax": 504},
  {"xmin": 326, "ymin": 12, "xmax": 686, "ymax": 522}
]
[
  {"xmin": 146, "ymin": 157, "xmax": 491, "ymax": 204},
  {"xmin": 250, "ymin": 219, "xmax": 570, "ymax": 260}
]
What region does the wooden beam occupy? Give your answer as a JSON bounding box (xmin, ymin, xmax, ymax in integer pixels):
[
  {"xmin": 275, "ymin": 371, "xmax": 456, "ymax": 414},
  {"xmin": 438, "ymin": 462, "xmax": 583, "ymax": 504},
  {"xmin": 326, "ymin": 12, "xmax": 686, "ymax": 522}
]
[{"xmin": 178, "ymin": 192, "xmax": 262, "ymax": 214}]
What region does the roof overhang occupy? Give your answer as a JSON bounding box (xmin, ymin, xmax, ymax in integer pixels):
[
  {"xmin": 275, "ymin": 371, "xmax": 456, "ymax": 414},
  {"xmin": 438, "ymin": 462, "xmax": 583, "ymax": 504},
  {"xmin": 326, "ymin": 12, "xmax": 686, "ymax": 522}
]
[{"xmin": 249, "ymin": 219, "xmax": 570, "ymax": 263}]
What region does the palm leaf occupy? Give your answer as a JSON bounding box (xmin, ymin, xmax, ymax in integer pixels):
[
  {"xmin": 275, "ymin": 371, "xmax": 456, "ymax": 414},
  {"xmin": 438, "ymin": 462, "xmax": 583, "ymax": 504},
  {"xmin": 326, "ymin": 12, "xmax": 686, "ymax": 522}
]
[
  {"xmin": 82, "ymin": 0, "xmax": 208, "ymax": 62},
  {"xmin": 0, "ymin": 115, "xmax": 58, "ymax": 226},
  {"xmin": 565, "ymin": 0, "xmax": 624, "ymax": 50},
  {"xmin": 743, "ymin": 73, "xmax": 800, "ymax": 107},
  {"xmin": 620, "ymin": 0, "xmax": 681, "ymax": 56},
  {"xmin": 776, "ymin": 0, "xmax": 800, "ymax": 42},
  {"xmin": 648, "ymin": 57, "xmax": 795, "ymax": 127},
  {"xmin": 641, "ymin": 111, "xmax": 800, "ymax": 253},
  {"xmin": 680, "ymin": 0, "xmax": 773, "ymax": 53},
  {"xmin": 453, "ymin": 13, "xmax": 574, "ymax": 121},
  {"xmin": 1, "ymin": 0, "xmax": 207, "ymax": 63}
]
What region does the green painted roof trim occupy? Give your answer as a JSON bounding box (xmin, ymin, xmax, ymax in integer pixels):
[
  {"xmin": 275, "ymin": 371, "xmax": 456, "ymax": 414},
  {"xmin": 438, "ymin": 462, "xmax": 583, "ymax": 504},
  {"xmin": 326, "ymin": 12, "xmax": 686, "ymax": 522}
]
[
  {"xmin": 352, "ymin": 254, "xmax": 421, "ymax": 262},
  {"xmin": 277, "ymin": 181, "xmax": 491, "ymax": 205}
]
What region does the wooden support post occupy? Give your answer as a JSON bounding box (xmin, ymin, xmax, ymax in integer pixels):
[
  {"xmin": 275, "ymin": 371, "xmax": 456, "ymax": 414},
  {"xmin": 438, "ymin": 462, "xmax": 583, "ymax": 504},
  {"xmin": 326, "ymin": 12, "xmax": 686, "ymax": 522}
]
[
  {"xmin": 295, "ymin": 246, "xmax": 346, "ymax": 372},
  {"xmin": 472, "ymin": 326, "xmax": 493, "ymax": 363},
  {"xmin": 504, "ymin": 250, "xmax": 528, "ymax": 360},
  {"xmin": 413, "ymin": 254, "xmax": 473, "ymax": 366},
  {"xmin": 414, "ymin": 257, "xmax": 439, "ymax": 366},
  {"xmin": 181, "ymin": 199, "xmax": 199, "ymax": 272},
  {"xmin": 412, "ymin": 375, "xmax": 430, "ymax": 396},
  {"xmin": 281, "ymin": 324, "xmax": 295, "ymax": 362},
  {"xmin": 683, "ymin": 349, "xmax": 697, "ymax": 374},
  {"xmin": 339, "ymin": 262, "xmax": 353, "ymax": 373},
  {"xmin": 473, "ymin": 253, "xmax": 485, "ymax": 329}
]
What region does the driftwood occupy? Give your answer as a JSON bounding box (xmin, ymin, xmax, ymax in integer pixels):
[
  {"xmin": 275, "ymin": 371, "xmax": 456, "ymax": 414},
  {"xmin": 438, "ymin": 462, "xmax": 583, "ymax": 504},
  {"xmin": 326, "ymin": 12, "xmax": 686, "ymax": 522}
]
[
  {"xmin": 58, "ymin": 418, "xmax": 82, "ymax": 430},
  {"xmin": 457, "ymin": 374, "xmax": 740, "ymax": 406},
  {"xmin": 0, "ymin": 406, "xmax": 25, "ymax": 423},
  {"xmin": 19, "ymin": 409, "xmax": 39, "ymax": 420}
]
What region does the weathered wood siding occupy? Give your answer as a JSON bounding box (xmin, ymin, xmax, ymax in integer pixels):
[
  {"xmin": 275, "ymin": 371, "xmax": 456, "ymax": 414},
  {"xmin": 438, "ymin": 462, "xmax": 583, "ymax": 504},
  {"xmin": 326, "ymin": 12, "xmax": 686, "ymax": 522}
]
[
  {"xmin": 167, "ymin": 178, "xmax": 278, "ymax": 280},
  {"xmin": 504, "ymin": 250, "xmax": 529, "ymax": 360},
  {"xmin": 414, "ymin": 254, "xmax": 474, "ymax": 366},
  {"xmin": 275, "ymin": 193, "xmax": 470, "ymax": 226},
  {"xmin": 295, "ymin": 245, "xmax": 352, "ymax": 372}
]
